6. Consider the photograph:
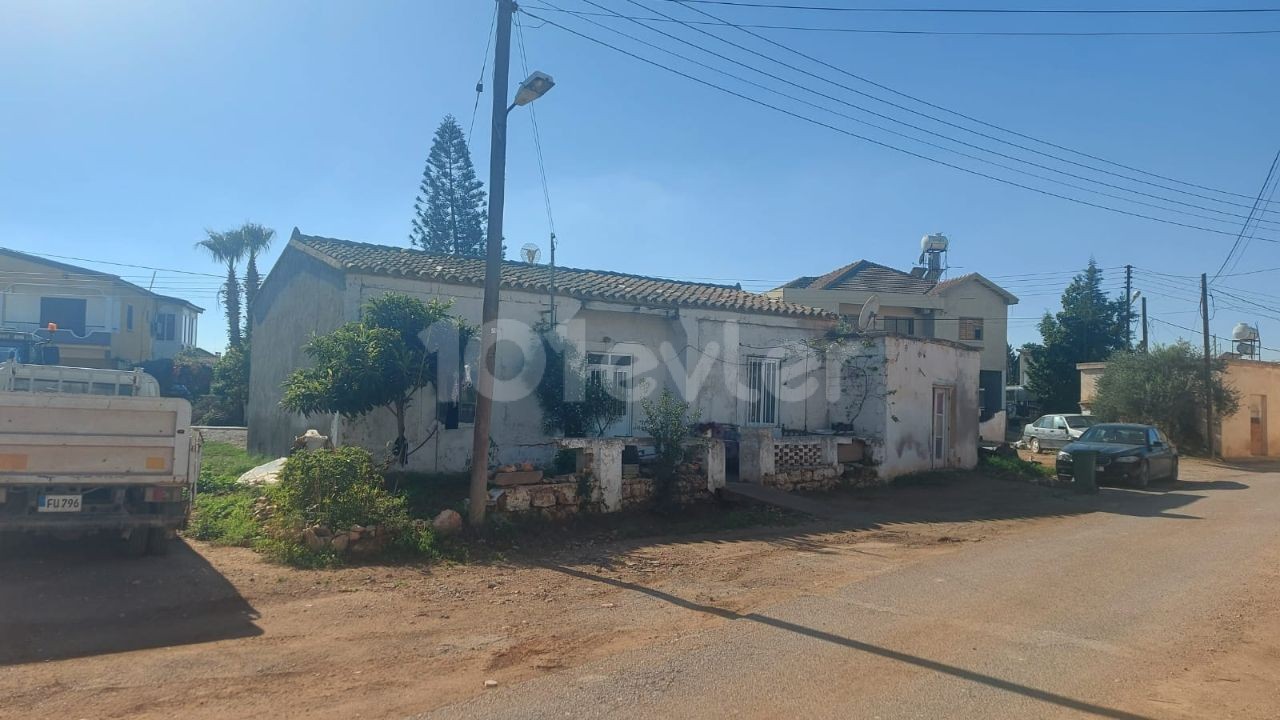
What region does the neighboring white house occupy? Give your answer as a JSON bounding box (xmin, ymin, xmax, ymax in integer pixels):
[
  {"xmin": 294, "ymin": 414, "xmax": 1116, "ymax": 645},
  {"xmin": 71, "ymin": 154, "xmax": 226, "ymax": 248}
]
[
  {"xmin": 248, "ymin": 230, "xmax": 982, "ymax": 480},
  {"xmin": 766, "ymin": 241, "xmax": 1018, "ymax": 443}
]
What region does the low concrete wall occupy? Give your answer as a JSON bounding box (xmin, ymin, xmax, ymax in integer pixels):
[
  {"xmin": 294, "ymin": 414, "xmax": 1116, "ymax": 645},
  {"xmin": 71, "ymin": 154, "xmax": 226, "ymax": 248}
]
[{"xmin": 194, "ymin": 426, "xmax": 248, "ymax": 449}]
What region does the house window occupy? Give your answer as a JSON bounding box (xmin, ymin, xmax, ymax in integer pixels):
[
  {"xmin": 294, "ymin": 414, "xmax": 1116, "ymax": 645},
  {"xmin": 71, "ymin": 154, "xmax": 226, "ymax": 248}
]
[
  {"xmin": 126, "ymin": 305, "xmax": 134, "ymax": 331},
  {"xmin": 959, "ymin": 317, "xmax": 984, "ymax": 342},
  {"xmin": 883, "ymin": 317, "xmax": 915, "ymax": 336},
  {"xmin": 746, "ymin": 356, "xmax": 780, "ymax": 426},
  {"xmin": 587, "ymin": 352, "xmax": 632, "ymax": 422},
  {"xmin": 154, "ymin": 313, "xmax": 177, "ymax": 341},
  {"xmin": 40, "ymin": 297, "xmax": 87, "ymax": 336}
]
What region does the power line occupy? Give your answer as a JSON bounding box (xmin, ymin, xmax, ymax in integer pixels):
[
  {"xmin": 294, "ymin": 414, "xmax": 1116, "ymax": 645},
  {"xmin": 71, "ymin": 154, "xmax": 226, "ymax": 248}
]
[
  {"xmin": 657, "ymin": 0, "xmax": 1278, "ymax": 206},
  {"xmin": 525, "ymin": 6, "xmax": 1280, "ymax": 35},
  {"xmin": 515, "ymin": 14, "xmax": 558, "ymax": 239},
  {"xmin": 573, "ymin": 0, "xmax": 1280, "ymax": 218},
  {"xmin": 468, "ymin": 1, "xmax": 501, "ymax": 143},
  {"xmin": 1212, "ymin": 148, "xmax": 1280, "ymax": 281},
  {"xmin": 560, "ymin": 0, "xmax": 1279, "ymax": 230},
  {"xmin": 1225, "ymin": 153, "xmax": 1280, "ymax": 277},
  {"xmin": 523, "ymin": 9, "xmax": 1280, "ymax": 242},
  {"xmin": 658, "ymin": 1, "xmax": 1280, "ymax": 13},
  {"xmin": 1, "ymin": 249, "xmax": 224, "ymax": 278}
]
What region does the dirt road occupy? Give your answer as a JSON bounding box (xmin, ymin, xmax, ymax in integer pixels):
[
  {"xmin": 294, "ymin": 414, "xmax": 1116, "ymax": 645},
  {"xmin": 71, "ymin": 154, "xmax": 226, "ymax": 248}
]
[{"xmin": 2, "ymin": 462, "xmax": 1277, "ymax": 719}]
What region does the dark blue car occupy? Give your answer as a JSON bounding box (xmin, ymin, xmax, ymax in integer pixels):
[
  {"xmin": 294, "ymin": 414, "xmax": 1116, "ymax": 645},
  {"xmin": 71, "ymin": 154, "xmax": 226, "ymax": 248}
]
[{"xmin": 1055, "ymin": 423, "xmax": 1179, "ymax": 488}]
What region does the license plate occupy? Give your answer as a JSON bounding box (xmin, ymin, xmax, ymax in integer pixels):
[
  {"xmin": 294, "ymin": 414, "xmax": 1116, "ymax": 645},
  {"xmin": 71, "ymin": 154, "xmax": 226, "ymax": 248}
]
[{"xmin": 38, "ymin": 494, "xmax": 82, "ymax": 512}]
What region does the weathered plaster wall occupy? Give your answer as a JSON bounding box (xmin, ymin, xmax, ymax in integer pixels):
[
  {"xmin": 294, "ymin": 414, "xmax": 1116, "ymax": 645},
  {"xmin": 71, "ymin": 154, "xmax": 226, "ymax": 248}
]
[
  {"xmin": 880, "ymin": 336, "xmax": 980, "ymax": 478},
  {"xmin": 1220, "ymin": 360, "xmax": 1280, "ymax": 459},
  {"xmin": 247, "ymin": 249, "xmax": 349, "ymax": 458}
]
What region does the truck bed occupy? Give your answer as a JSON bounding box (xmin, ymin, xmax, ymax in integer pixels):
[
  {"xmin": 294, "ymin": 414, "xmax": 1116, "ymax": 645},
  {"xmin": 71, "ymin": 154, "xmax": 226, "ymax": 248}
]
[{"xmin": 0, "ymin": 393, "xmax": 197, "ymax": 486}]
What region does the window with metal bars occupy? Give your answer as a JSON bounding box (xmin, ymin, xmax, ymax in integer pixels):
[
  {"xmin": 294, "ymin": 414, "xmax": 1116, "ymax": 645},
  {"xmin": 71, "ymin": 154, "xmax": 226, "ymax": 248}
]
[{"xmin": 746, "ymin": 356, "xmax": 780, "ymax": 426}]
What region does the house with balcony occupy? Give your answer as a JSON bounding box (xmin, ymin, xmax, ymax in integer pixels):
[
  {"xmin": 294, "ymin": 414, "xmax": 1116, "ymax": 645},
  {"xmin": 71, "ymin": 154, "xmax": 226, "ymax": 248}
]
[
  {"xmin": 766, "ymin": 235, "xmax": 1019, "ymax": 441},
  {"xmin": 0, "ymin": 247, "xmax": 203, "ymax": 369}
]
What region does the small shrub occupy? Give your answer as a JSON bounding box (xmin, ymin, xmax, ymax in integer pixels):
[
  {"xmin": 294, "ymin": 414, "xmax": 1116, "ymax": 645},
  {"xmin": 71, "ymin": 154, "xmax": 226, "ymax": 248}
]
[
  {"xmin": 262, "ymin": 447, "xmax": 436, "ymax": 566},
  {"xmin": 639, "ymin": 389, "xmax": 701, "ymax": 510}
]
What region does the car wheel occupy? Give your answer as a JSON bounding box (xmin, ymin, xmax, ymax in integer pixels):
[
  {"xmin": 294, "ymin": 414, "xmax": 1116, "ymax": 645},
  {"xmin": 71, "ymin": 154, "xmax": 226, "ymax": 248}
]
[
  {"xmin": 1134, "ymin": 461, "xmax": 1151, "ymax": 489},
  {"xmin": 1168, "ymin": 458, "xmax": 1179, "ymax": 484},
  {"xmin": 1030, "ymin": 437, "xmax": 1041, "ymax": 454}
]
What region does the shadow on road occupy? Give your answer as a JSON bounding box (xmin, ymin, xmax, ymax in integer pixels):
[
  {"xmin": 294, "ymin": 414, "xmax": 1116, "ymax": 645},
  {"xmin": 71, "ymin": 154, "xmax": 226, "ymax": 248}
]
[
  {"xmin": 547, "ymin": 564, "xmax": 1157, "ymax": 720},
  {"xmin": 0, "ymin": 537, "xmax": 261, "ymax": 666}
]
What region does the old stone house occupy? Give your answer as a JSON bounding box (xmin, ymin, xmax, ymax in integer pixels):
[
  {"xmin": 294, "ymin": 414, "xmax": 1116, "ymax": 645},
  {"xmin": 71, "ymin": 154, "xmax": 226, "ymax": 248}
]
[{"xmin": 248, "ymin": 230, "xmax": 981, "ymax": 481}]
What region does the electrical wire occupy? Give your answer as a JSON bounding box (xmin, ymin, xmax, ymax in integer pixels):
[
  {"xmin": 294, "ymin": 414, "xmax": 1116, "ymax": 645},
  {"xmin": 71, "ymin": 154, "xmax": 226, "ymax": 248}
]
[
  {"xmin": 468, "ymin": 1, "xmax": 501, "ymax": 143},
  {"xmin": 658, "ymin": 1, "xmax": 1280, "ymax": 13},
  {"xmin": 524, "ymin": 5, "xmax": 1280, "ymax": 36},
  {"xmin": 515, "ymin": 13, "xmax": 558, "ymax": 242},
  {"xmin": 1212, "ymin": 148, "xmax": 1280, "ymax": 282},
  {"xmin": 660, "ymin": 0, "xmax": 1278, "ymax": 206},
  {"xmin": 522, "ymin": 9, "xmax": 1280, "ymax": 242},
  {"xmin": 562, "ymin": 0, "xmax": 1279, "ymax": 230}
]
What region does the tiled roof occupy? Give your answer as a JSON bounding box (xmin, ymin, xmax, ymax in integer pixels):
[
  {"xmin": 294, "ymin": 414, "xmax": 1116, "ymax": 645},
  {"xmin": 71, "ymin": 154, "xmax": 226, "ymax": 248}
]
[
  {"xmin": 291, "ymin": 230, "xmax": 831, "ymax": 318},
  {"xmin": 928, "ymin": 272, "xmax": 1019, "ymax": 304},
  {"xmin": 779, "ymin": 260, "xmax": 936, "ymax": 294}
]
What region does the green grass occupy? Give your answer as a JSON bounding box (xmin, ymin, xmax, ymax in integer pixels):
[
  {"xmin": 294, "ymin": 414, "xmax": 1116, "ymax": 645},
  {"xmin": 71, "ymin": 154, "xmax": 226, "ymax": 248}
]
[
  {"xmin": 190, "ymin": 492, "xmax": 260, "ymax": 546},
  {"xmin": 190, "ymin": 442, "xmax": 271, "ymax": 546},
  {"xmin": 199, "ymin": 442, "xmax": 271, "ymax": 494},
  {"xmin": 980, "ymin": 452, "xmax": 1055, "ymax": 481}
]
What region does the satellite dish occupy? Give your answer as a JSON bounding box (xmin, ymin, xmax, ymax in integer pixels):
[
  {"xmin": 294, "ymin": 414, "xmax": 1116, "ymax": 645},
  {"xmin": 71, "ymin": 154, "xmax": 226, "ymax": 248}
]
[
  {"xmin": 520, "ymin": 243, "xmax": 541, "ymax": 264},
  {"xmin": 857, "ymin": 295, "xmax": 881, "ymax": 331}
]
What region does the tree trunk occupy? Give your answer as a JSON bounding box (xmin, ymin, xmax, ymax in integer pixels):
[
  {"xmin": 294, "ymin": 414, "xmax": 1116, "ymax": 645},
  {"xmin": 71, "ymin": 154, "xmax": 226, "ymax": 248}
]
[
  {"xmin": 394, "ymin": 399, "xmax": 408, "ymax": 466},
  {"xmin": 225, "ymin": 264, "xmax": 242, "ymax": 348},
  {"xmin": 243, "ymin": 253, "xmax": 260, "ymax": 343}
]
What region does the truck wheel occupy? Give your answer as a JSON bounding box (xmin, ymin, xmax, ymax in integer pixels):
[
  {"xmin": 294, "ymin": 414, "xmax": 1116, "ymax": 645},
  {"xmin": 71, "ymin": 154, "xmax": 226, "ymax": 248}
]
[
  {"xmin": 146, "ymin": 528, "xmax": 171, "ymax": 556},
  {"xmin": 122, "ymin": 528, "xmax": 149, "ymax": 557}
]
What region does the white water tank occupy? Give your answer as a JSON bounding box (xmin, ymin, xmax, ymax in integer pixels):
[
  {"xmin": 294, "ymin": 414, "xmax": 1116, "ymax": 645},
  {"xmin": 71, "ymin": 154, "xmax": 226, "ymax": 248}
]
[
  {"xmin": 920, "ymin": 233, "xmax": 949, "ymax": 253},
  {"xmin": 1232, "ymin": 322, "xmax": 1259, "ymax": 342}
]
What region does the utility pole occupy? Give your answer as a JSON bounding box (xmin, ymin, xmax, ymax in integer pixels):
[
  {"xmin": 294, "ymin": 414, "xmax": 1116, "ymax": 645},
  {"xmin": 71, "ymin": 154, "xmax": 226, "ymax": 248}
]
[
  {"xmin": 1140, "ymin": 297, "xmax": 1148, "ymax": 352},
  {"xmin": 1201, "ymin": 273, "xmax": 1214, "ymax": 457},
  {"xmin": 469, "ymin": 0, "xmax": 515, "ymax": 527},
  {"xmin": 1124, "ymin": 264, "xmax": 1133, "ymax": 350}
]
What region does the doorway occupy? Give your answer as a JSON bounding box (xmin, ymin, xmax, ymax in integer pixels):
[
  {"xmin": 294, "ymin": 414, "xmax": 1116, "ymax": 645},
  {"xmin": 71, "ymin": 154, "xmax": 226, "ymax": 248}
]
[
  {"xmin": 1249, "ymin": 394, "xmax": 1268, "ymax": 456},
  {"xmin": 932, "ymin": 386, "xmax": 952, "ymax": 468}
]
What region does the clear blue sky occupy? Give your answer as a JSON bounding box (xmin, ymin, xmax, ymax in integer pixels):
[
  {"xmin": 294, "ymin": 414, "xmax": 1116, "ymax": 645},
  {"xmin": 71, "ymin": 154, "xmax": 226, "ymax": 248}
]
[{"xmin": 2, "ymin": 1, "xmax": 1278, "ymax": 356}]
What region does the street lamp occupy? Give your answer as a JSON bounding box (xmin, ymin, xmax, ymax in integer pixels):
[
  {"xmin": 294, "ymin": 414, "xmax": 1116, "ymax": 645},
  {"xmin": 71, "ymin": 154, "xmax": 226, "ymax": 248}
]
[
  {"xmin": 512, "ymin": 71, "xmax": 555, "ymax": 109},
  {"xmin": 469, "ymin": 0, "xmax": 553, "ymax": 526}
]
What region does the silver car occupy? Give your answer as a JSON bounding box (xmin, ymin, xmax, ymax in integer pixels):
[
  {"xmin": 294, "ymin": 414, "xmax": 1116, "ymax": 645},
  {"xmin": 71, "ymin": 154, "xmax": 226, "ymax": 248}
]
[{"xmin": 1022, "ymin": 414, "xmax": 1098, "ymax": 454}]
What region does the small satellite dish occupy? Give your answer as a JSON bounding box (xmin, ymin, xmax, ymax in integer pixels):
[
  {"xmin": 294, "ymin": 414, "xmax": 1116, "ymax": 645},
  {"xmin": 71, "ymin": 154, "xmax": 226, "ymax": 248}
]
[
  {"xmin": 857, "ymin": 295, "xmax": 881, "ymax": 331},
  {"xmin": 520, "ymin": 243, "xmax": 541, "ymax": 264}
]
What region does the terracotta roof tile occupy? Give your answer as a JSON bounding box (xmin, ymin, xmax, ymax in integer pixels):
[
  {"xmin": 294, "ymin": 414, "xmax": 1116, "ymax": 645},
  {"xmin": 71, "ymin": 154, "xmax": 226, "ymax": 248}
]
[
  {"xmin": 781, "ymin": 259, "xmax": 936, "ymax": 294},
  {"xmin": 292, "ymin": 231, "xmax": 831, "ymax": 318}
]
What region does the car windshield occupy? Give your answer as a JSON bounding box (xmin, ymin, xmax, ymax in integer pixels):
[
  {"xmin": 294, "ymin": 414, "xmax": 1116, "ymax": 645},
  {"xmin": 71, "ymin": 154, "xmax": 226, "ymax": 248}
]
[
  {"xmin": 1065, "ymin": 416, "xmax": 1097, "ymax": 429},
  {"xmin": 1078, "ymin": 426, "xmax": 1147, "ymax": 445}
]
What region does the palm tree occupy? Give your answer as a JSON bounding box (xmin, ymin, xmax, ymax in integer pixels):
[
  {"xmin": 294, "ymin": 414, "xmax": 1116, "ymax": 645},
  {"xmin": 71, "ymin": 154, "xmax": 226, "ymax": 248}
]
[
  {"xmin": 196, "ymin": 230, "xmax": 247, "ymax": 348},
  {"xmin": 236, "ymin": 223, "xmax": 275, "ymax": 343}
]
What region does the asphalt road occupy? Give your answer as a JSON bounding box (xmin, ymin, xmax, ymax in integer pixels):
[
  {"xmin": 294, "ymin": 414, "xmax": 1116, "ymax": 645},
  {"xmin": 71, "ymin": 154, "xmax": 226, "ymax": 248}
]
[{"xmin": 422, "ymin": 463, "xmax": 1280, "ymax": 719}]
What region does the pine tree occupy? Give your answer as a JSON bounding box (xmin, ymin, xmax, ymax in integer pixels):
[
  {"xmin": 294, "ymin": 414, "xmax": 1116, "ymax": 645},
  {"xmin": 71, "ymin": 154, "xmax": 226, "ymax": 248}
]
[
  {"xmin": 409, "ymin": 115, "xmax": 487, "ymax": 257},
  {"xmin": 1026, "ymin": 260, "xmax": 1128, "ymax": 412}
]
